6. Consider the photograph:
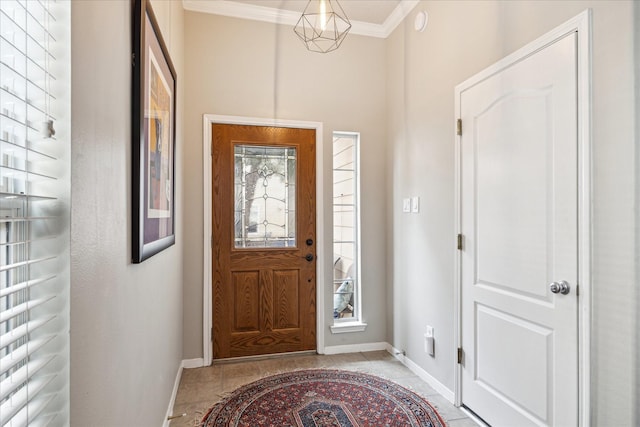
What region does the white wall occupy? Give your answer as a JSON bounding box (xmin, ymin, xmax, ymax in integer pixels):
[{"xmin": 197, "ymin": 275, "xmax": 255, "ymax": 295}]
[
  {"xmin": 70, "ymin": 1, "xmax": 184, "ymax": 425},
  {"xmin": 182, "ymin": 11, "xmax": 389, "ymax": 359},
  {"xmin": 387, "ymin": 1, "xmax": 637, "ymax": 425}
]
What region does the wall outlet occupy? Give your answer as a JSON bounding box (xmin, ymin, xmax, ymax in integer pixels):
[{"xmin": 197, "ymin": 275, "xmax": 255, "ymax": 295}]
[{"xmin": 425, "ymin": 326, "xmax": 435, "ymax": 356}]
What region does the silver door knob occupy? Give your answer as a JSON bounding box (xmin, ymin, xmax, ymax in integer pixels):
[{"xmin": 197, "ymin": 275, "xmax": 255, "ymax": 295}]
[{"xmin": 549, "ymin": 280, "xmax": 570, "ymax": 295}]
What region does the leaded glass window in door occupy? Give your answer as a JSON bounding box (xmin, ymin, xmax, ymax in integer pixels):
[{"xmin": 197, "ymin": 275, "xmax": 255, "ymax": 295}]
[{"xmin": 234, "ymin": 145, "xmax": 296, "ymax": 248}]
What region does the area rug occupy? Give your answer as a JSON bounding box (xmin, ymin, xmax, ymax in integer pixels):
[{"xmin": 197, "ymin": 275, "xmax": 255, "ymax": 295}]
[{"xmin": 200, "ymin": 369, "xmax": 447, "ymax": 427}]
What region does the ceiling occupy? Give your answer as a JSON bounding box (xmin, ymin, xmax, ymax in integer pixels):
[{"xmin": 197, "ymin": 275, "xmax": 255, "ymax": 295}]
[{"xmin": 182, "ymin": 0, "xmax": 420, "ymax": 38}]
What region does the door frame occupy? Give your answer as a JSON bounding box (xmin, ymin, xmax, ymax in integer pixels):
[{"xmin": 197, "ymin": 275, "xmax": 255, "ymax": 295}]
[
  {"xmin": 202, "ymin": 114, "xmax": 325, "ymax": 363},
  {"xmin": 453, "ymin": 9, "xmax": 592, "ymax": 425}
]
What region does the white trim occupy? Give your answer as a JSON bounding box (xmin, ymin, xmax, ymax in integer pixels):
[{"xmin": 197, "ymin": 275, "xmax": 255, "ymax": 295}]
[
  {"xmin": 202, "ymin": 114, "xmax": 325, "ymax": 363},
  {"xmin": 453, "ymin": 9, "xmax": 592, "ymax": 425},
  {"xmin": 330, "ymin": 321, "xmax": 367, "ymax": 334},
  {"xmin": 323, "ymin": 341, "xmax": 387, "ymax": 355},
  {"xmin": 182, "ymin": 358, "xmax": 205, "ymax": 369},
  {"xmin": 162, "ymin": 361, "xmax": 184, "ymax": 427},
  {"xmin": 182, "ymin": 0, "xmax": 419, "ymax": 39},
  {"xmin": 575, "ymin": 11, "xmax": 593, "ymax": 427},
  {"xmin": 387, "ymin": 345, "xmax": 455, "ymax": 403},
  {"xmin": 380, "ymin": 0, "xmax": 420, "ymax": 37}
]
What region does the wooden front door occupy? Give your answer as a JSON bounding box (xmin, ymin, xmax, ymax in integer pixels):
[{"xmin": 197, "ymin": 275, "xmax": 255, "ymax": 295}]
[{"xmin": 212, "ymin": 124, "xmax": 316, "ymax": 359}]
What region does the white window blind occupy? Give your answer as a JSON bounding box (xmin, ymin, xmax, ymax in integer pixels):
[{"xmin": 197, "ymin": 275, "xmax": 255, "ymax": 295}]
[{"xmin": 0, "ymin": 0, "xmax": 70, "ymax": 426}]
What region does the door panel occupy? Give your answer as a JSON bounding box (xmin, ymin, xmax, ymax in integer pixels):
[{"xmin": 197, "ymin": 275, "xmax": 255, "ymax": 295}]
[
  {"xmin": 232, "ymin": 271, "xmax": 260, "ymax": 331},
  {"xmin": 460, "ymin": 33, "xmax": 578, "ymax": 426},
  {"xmin": 213, "ymin": 124, "xmax": 316, "ymax": 359}
]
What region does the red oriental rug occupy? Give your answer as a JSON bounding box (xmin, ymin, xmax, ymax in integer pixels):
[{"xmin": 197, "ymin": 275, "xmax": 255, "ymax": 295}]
[{"xmin": 200, "ymin": 369, "xmax": 447, "ymax": 427}]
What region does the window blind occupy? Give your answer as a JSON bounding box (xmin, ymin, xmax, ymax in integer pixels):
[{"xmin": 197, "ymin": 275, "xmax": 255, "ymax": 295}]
[{"xmin": 0, "ymin": 0, "xmax": 69, "ymax": 425}]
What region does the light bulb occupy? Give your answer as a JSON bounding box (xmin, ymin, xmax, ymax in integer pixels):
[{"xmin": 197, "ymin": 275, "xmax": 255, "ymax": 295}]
[{"xmin": 320, "ymin": 0, "xmax": 327, "ymax": 32}]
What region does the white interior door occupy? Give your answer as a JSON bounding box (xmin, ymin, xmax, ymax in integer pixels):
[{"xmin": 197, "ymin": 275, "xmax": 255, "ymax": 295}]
[{"xmin": 459, "ymin": 33, "xmax": 578, "ymax": 426}]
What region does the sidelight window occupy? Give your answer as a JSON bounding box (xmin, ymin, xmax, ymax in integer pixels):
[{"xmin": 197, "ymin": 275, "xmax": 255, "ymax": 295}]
[{"xmin": 332, "ymin": 132, "xmax": 362, "ymax": 329}]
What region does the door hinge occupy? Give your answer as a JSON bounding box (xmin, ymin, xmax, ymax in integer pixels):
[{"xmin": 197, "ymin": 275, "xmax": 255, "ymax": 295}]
[
  {"xmin": 457, "ymin": 347, "xmax": 464, "ymax": 364},
  {"xmin": 210, "ymin": 327, "xmax": 213, "ymax": 340},
  {"xmin": 456, "ymin": 118, "xmax": 462, "ymax": 136},
  {"xmin": 457, "ymin": 234, "xmax": 463, "ymax": 251},
  {"xmin": 211, "ymin": 140, "xmax": 213, "ymax": 156}
]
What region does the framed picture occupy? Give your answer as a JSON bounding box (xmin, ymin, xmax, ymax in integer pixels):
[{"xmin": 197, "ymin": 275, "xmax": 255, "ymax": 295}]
[{"xmin": 132, "ymin": 0, "xmax": 176, "ymax": 263}]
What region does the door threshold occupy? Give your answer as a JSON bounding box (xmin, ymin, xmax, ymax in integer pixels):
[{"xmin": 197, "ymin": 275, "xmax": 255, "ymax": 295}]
[{"xmin": 212, "ymin": 350, "xmax": 317, "ymax": 364}]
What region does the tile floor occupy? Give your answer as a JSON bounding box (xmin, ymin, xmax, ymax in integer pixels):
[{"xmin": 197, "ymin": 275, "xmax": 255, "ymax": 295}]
[{"xmin": 169, "ymin": 351, "xmax": 478, "ymax": 427}]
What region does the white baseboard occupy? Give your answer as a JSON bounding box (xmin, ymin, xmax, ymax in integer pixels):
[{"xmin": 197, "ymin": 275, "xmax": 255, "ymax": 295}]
[
  {"xmin": 163, "ymin": 361, "xmax": 184, "ymax": 427},
  {"xmin": 163, "ymin": 358, "xmax": 207, "ymax": 427},
  {"xmin": 183, "ymin": 358, "xmax": 206, "ymax": 368},
  {"xmin": 387, "ymin": 344, "xmax": 455, "ymax": 403},
  {"xmin": 323, "ymin": 341, "xmax": 388, "ymax": 355}
]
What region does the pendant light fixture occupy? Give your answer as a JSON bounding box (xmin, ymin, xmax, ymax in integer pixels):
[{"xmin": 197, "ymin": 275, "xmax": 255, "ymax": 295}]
[{"xmin": 294, "ymin": 0, "xmax": 351, "ymax": 53}]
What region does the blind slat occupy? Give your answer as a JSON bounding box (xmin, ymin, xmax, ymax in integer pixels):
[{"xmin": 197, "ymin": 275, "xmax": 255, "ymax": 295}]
[
  {"xmin": 0, "ymin": 316, "xmax": 52, "ymax": 350},
  {"xmin": 0, "ymin": 35, "xmax": 56, "ymax": 81},
  {"xmin": 0, "ymin": 355, "xmax": 53, "ymax": 400},
  {"xmin": 0, "ymin": 139, "xmax": 57, "ymax": 161},
  {"xmin": 1, "ymin": 236, "xmax": 60, "ymax": 249},
  {"xmin": 0, "ymin": 8, "xmax": 57, "ymax": 56},
  {"xmin": 0, "ymin": 217, "xmax": 57, "ymax": 223},
  {"xmin": 0, "ymin": 164, "xmax": 58, "ymax": 181},
  {"xmin": 1, "ymin": 85, "xmax": 57, "ymax": 118},
  {"xmin": 0, "ymin": 191, "xmax": 57, "ymax": 200},
  {"xmin": 0, "ymin": 336, "xmax": 53, "ymax": 376},
  {"xmin": 0, "ymin": 373, "xmax": 56, "ymax": 425},
  {"xmin": 0, "ymin": 255, "xmax": 57, "ymax": 273},
  {"xmin": 3, "ymin": 3, "xmax": 58, "ymax": 36},
  {"xmin": 0, "ymin": 275, "xmax": 55, "ymax": 298},
  {"xmin": 0, "ymin": 109, "xmax": 43, "ymax": 133},
  {"xmin": 0, "ymin": 296, "xmax": 55, "ymax": 324}
]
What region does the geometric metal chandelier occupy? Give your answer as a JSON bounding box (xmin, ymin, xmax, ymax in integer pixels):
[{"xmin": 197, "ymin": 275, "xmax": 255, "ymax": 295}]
[{"xmin": 294, "ymin": 0, "xmax": 352, "ymax": 53}]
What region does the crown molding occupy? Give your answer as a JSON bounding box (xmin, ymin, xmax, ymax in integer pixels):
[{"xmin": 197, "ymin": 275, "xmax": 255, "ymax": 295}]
[
  {"xmin": 381, "ymin": 0, "xmax": 419, "ymax": 37},
  {"xmin": 182, "ymin": 0, "xmax": 419, "ymax": 38}
]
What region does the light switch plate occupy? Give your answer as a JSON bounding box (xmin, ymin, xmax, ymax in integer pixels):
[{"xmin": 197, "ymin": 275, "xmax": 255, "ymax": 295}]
[
  {"xmin": 411, "ymin": 196, "xmax": 420, "ymax": 213},
  {"xmin": 402, "ymin": 198, "xmax": 411, "ymax": 213}
]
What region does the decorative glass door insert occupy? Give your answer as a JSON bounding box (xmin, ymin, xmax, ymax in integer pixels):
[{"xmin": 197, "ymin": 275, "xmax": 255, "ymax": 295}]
[{"xmin": 234, "ymin": 145, "xmax": 296, "ymax": 248}]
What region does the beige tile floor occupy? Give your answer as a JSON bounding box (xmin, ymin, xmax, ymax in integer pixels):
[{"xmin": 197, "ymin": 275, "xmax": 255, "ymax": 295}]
[{"xmin": 169, "ymin": 351, "xmax": 478, "ymax": 427}]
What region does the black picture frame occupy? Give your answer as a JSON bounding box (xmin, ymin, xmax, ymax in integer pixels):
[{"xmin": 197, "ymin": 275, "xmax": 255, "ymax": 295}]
[{"xmin": 132, "ymin": 0, "xmax": 176, "ymax": 263}]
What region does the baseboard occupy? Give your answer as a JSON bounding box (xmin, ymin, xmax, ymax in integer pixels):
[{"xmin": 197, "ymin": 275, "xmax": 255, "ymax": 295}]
[
  {"xmin": 323, "ymin": 341, "xmax": 388, "ymax": 355},
  {"xmin": 163, "ymin": 358, "xmax": 207, "ymax": 426},
  {"xmin": 183, "ymin": 358, "xmax": 206, "ymax": 368},
  {"xmin": 387, "ymin": 344, "xmax": 455, "ymax": 403},
  {"xmin": 163, "ymin": 361, "xmax": 184, "ymax": 427}
]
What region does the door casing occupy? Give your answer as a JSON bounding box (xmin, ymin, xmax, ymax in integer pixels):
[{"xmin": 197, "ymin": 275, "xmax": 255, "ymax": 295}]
[
  {"xmin": 203, "ymin": 115, "xmax": 325, "ymax": 364},
  {"xmin": 453, "ymin": 9, "xmax": 592, "ymax": 426}
]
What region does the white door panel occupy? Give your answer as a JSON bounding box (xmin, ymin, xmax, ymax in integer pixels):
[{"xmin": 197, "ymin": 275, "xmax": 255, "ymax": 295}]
[{"xmin": 460, "ymin": 33, "xmax": 578, "ymax": 426}]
